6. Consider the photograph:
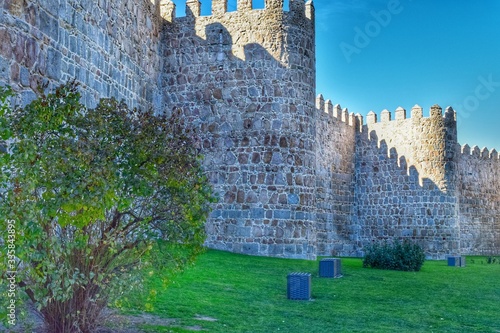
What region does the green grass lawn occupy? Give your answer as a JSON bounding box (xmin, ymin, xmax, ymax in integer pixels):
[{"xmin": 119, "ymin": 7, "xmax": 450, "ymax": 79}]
[{"xmin": 123, "ymin": 250, "xmax": 500, "ymax": 333}]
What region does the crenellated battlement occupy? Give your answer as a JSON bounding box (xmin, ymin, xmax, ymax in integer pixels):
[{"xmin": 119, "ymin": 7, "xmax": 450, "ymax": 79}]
[
  {"xmin": 315, "ymin": 94, "xmax": 357, "ymax": 127},
  {"xmin": 1, "ymin": 0, "xmax": 498, "ymax": 260},
  {"xmin": 460, "ymin": 144, "xmax": 500, "ymax": 161},
  {"xmin": 159, "ymin": 0, "xmax": 314, "ymax": 23},
  {"xmin": 361, "ymin": 104, "xmax": 456, "ymax": 126},
  {"xmin": 315, "ymin": 94, "xmax": 459, "ymax": 134},
  {"xmin": 161, "ymin": 0, "xmax": 314, "ymax": 67}
]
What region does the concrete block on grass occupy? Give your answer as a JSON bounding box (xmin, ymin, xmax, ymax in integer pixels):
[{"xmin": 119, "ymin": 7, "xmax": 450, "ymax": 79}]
[
  {"xmin": 287, "ymin": 272, "xmax": 311, "ymax": 300},
  {"xmin": 447, "ymin": 255, "xmax": 466, "ymax": 267},
  {"xmin": 319, "ymin": 258, "xmax": 343, "ymax": 278}
]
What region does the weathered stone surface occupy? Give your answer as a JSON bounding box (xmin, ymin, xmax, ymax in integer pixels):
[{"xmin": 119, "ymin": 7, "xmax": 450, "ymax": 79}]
[
  {"xmin": 0, "ymin": 0, "xmax": 162, "ymax": 109},
  {"xmin": 1, "ymin": 0, "xmax": 498, "ymax": 260}
]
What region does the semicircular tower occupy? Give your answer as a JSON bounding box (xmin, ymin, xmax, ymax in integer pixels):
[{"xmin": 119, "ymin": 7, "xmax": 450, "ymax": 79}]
[{"xmin": 161, "ymin": 0, "xmax": 317, "ymax": 259}]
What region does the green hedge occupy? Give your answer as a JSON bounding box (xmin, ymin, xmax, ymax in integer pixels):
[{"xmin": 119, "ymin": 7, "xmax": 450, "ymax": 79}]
[{"xmin": 363, "ymin": 240, "xmax": 426, "ymax": 272}]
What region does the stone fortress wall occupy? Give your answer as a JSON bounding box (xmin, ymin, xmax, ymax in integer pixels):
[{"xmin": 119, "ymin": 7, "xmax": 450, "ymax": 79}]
[
  {"xmin": 161, "ymin": 0, "xmax": 318, "ymax": 259},
  {"xmin": 458, "ymin": 145, "xmax": 500, "ymax": 255},
  {"xmin": 1, "ymin": 0, "xmax": 498, "ymax": 259},
  {"xmin": 350, "ymin": 104, "xmax": 461, "ymax": 259},
  {"xmin": 0, "ymin": 0, "xmax": 163, "ymax": 109},
  {"xmin": 314, "ymin": 95, "xmax": 356, "ymax": 256}
]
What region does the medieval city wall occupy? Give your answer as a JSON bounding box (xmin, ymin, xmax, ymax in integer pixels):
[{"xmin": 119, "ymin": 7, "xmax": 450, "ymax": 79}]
[
  {"xmin": 353, "ymin": 105, "xmax": 461, "ymax": 258},
  {"xmin": 0, "ymin": 0, "xmax": 163, "ymax": 109},
  {"xmin": 314, "ymin": 95, "xmax": 356, "ymax": 256},
  {"xmin": 1, "ymin": 0, "xmax": 499, "ymax": 258},
  {"xmin": 458, "ymin": 145, "xmax": 500, "ymax": 255},
  {"xmin": 161, "ymin": 0, "xmax": 319, "ymax": 259}
]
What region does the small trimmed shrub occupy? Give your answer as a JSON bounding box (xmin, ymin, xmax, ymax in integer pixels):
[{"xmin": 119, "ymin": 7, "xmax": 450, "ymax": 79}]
[
  {"xmin": 363, "ymin": 240, "xmax": 426, "ymax": 272},
  {"xmin": 486, "ymin": 256, "xmax": 499, "ymax": 264}
]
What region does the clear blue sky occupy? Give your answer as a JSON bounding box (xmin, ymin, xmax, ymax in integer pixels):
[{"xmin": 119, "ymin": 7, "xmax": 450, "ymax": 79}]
[
  {"xmin": 172, "ymin": 0, "xmax": 500, "ymax": 150},
  {"xmin": 316, "ymin": 0, "xmax": 500, "ymax": 150}
]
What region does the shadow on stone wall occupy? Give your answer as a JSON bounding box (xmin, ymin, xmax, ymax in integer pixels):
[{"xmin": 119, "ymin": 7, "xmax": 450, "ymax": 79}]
[
  {"xmin": 458, "ymin": 145, "xmax": 500, "ymax": 255},
  {"xmin": 353, "ymin": 130, "xmax": 461, "ymax": 259},
  {"xmin": 3, "ymin": 0, "xmax": 497, "ymax": 259},
  {"xmin": 162, "ymin": 8, "xmax": 318, "ymax": 259},
  {"xmin": 314, "ymin": 103, "xmax": 357, "ymax": 257}
]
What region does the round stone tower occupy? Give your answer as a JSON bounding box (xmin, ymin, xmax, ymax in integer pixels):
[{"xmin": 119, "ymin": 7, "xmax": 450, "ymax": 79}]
[{"xmin": 161, "ymin": 0, "xmax": 317, "ymax": 259}]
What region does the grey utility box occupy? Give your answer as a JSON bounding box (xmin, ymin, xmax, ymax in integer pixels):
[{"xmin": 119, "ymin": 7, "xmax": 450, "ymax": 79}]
[
  {"xmin": 447, "ymin": 255, "xmax": 466, "ymax": 267},
  {"xmin": 319, "ymin": 258, "xmax": 342, "ymax": 278},
  {"xmin": 287, "ymin": 272, "xmax": 311, "ymax": 300}
]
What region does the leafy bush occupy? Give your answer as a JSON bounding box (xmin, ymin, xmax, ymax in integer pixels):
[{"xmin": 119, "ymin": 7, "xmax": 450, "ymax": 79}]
[
  {"xmin": 0, "ymin": 83, "xmax": 215, "ymax": 332},
  {"xmin": 363, "ymin": 239, "xmax": 426, "ymax": 272},
  {"xmin": 486, "ymin": 256, "xmax": 499, "ymax": 264}
]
